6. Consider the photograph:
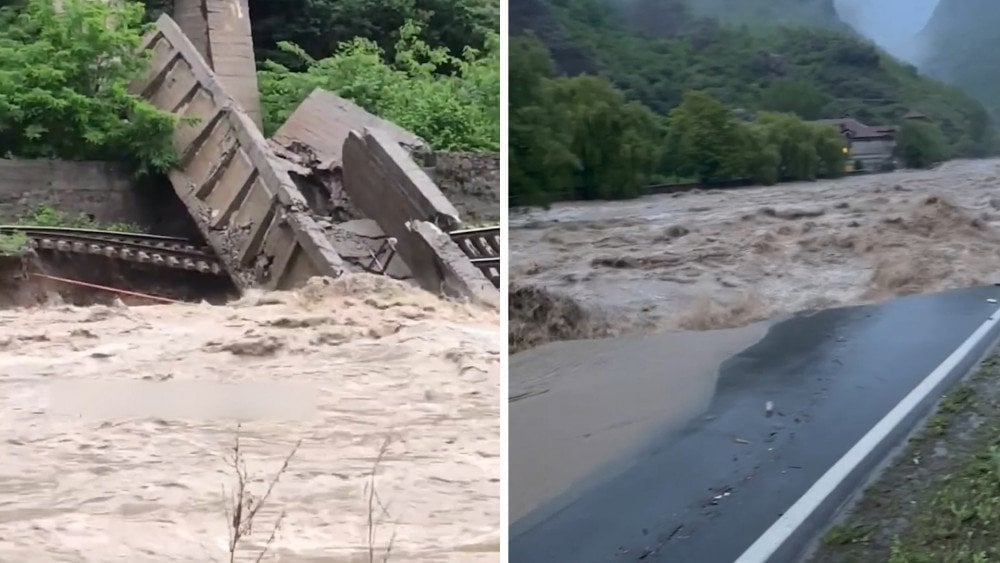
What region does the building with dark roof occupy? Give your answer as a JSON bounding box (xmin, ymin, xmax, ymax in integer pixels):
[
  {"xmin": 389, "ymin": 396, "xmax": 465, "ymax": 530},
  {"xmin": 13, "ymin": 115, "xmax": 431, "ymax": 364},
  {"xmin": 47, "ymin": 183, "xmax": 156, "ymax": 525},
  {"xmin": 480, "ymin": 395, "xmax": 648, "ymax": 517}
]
[{"xmin": 815, "ymin": 117, "xmax": 897, "ymax": 171}]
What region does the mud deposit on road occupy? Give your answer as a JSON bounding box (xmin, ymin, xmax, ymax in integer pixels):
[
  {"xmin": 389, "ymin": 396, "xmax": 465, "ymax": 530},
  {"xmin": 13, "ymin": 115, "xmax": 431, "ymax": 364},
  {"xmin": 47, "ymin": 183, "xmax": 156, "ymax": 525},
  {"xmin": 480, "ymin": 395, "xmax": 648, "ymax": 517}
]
[
  {"xmin": 0, "ymin": 275, "xmax": 500, "ymax": 561},
  {"xmin": 810, "ymin": 353, "xmax": 1000, "ymax": 562},
  {"xmin": 509, "ymin": 321, "xmax": 768, "ymax": 524},
  {"xmin": 512, "ymin": 159, "xmax": 1000, "ymax": 348}
]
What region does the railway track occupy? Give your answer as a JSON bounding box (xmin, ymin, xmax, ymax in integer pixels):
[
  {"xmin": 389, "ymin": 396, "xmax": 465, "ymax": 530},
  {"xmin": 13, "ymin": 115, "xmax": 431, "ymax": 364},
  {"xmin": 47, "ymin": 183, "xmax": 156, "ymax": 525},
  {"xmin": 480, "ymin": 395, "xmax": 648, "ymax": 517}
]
[
  {"xmin": 450, "ymin": 226, "xmax": 501, "ymax": 288},
  {"xmin": 0, "ymin": 226, "xmax": 225, "ymax": 275},
  {"xmin": 3, "ymin": 224, "xmax": 501, "ymax": 289}
]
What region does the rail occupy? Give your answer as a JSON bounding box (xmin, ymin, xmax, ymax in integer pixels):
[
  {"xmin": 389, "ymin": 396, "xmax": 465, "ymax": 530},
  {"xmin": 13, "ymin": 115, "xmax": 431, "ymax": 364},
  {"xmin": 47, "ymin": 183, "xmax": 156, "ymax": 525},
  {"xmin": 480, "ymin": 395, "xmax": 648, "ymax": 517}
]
[
  {"xmin": 450, "ymin": 226, "xmax": 500, "ymax": 288},
  {"xmin": 1, "ymin": 225, "xmax": 224, "ymax": 275},
  {"xmin": 4, "ymin": 224, "xmax": 501, "ymax": 288}
]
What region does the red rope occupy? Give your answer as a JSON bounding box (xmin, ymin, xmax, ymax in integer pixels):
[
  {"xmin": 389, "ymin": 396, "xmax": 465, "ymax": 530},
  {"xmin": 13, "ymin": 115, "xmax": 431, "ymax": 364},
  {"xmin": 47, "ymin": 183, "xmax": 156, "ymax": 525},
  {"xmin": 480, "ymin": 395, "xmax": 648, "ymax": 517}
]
[{"xmin": 29, "ymin": 273, "xmax": 184, "ymax": 305}]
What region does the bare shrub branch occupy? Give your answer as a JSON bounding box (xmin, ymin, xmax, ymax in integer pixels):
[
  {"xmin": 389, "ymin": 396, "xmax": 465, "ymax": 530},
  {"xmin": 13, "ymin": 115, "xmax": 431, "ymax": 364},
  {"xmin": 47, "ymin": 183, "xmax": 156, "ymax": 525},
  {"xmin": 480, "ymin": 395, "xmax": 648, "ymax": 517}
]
[{"xmin": 224, "ymin": 424, "xmax": 302, "ymax": 563}]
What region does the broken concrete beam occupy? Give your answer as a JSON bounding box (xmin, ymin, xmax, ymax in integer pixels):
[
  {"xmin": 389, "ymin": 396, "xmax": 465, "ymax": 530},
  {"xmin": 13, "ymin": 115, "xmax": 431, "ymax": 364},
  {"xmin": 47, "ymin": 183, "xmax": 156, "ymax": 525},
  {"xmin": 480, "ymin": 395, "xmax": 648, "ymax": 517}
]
[
  {"xmin": 409, "ymin": 221, "xmax": 499, "ymax": 308},
  {"xmin": 131, "ymin": 15, "xmax": 344, "ymax": 291},
  {"xmin": 172, "ymin": 0, "xmax": 262, "ymax": 129},
  {"xmin": 271, "ymin": 88, "xmax": 427, "ymax": 170},
  {"xmin": 342, "ymin": 128, "xmax": 497, "ymax": 304},
  {"xmin": 344, "ymin": 128, "xmax": 462, "ymax": 228}
]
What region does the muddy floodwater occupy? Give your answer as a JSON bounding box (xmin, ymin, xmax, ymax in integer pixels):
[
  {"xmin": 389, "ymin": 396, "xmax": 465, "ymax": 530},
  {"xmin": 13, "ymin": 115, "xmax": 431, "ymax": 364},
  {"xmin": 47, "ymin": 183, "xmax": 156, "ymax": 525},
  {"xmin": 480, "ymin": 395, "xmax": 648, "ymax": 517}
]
[
  {"xmin": 512, "ymin": 158, "xmax": 1000, "ymax": 341},
  {"xmin": 0, "ymin": 275, "xmax": 500, "ymax": 561},
  {"xmin": 509, "ymin": 321, "xmax": 769, "ymax": 524}
]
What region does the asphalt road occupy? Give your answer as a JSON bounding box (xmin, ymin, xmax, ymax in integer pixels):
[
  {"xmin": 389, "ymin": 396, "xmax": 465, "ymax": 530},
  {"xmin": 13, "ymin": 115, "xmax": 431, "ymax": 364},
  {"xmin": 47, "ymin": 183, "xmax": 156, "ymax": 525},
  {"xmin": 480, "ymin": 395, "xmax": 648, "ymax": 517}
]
[{"xmin": 510, "ymin": 286, "xmax": 1000, "ymax": 562}]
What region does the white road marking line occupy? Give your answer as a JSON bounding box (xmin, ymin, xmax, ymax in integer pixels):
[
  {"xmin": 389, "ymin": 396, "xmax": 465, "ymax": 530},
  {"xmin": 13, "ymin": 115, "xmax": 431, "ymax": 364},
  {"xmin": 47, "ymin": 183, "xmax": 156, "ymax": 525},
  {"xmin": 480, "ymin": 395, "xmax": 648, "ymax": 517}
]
[{"xmin": 736, "ymin": 308, "xmax": 1000, "ymax": 563}]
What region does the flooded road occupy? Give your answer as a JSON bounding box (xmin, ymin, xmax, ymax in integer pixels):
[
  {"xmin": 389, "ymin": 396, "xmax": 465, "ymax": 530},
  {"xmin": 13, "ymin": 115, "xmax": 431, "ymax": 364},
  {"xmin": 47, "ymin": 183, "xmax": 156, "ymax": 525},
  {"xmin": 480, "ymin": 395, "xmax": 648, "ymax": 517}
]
[
  {"xmin": 512, "ymin": 159, "xmax": 1000, "ymax": 343},
  {"xmin": 509, "ymin": 322, "xmax": 770, "ymax": 524},
  {"xmin": 510, "ymin": 286, "xmax": 1000, "ymax": 562}
]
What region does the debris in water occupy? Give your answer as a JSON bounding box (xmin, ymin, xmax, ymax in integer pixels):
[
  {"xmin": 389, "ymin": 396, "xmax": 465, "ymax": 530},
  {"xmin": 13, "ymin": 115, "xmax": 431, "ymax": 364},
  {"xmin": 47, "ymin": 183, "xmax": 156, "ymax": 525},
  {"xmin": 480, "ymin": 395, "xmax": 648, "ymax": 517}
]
[
  {"xmin": 765, "ymin": 400, "xmax": 774, "ymax": 417},
  {"xmin": 732, "ymin": 437, "xmax": 751, "ymax": 445},
  {"xmin": 988, "ymin": 298, "xmax": 998, "ymax": 304}
]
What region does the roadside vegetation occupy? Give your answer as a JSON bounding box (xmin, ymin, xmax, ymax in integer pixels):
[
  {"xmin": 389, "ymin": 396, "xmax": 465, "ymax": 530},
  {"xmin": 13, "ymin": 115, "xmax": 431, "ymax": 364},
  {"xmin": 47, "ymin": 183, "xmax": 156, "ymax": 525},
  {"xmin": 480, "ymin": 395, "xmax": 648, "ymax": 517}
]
[{"xmin": 812, "ymin": 354, "xmax": 1000, "ymax": 563}]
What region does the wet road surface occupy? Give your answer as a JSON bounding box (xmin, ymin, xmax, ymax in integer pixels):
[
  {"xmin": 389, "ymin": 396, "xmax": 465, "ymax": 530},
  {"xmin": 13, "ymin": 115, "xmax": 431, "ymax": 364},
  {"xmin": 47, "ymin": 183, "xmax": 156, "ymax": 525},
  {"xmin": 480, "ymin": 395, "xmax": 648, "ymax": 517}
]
[{"xmin": 510, "ymin": 286, "xmax": 1000, "ymax": 562}]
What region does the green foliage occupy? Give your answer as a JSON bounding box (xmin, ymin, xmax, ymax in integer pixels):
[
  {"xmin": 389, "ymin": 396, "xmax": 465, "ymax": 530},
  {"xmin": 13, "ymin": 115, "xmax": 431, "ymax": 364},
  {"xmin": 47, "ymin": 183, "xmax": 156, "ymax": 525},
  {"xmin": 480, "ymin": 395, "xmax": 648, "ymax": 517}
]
[
  {"xmin": 759, "ymin": 79, "xmax": 831, "ymax": 120},
  {"xmin": 250, "ymin": 0, "xmax": 499, "ymax": 69},
  {"xmin": 551, "ymin": 76, "xmax": 661, "ymax": 199},
  {"xmin": 754, "ymin": 111, "xmax": 845, "ymax": 181},
  {"xmin": 682, "ymin": 0, "xmax": 843, "ymax": 30},
  {"xmin": 19, "ymin": 205, "xmax": 139, "ymax": 232},
  {"xmin": 509, "ymin": 37, "xmax": 578, "ymax": 205},
  {"xmin": 896, "ymin": 120, "xmax": 949, "ymax": 169},
  {"xmin": 0, "ymin": 0, "xmax": 177, "ymax": 174},
  {"xmin": 530, "ymin": 0, "xmax": 997, "ymax": 158},
  {"xmin": 920, "ymin": 0, "xmax": 1000, "ymax": 122},
  {"xmin": 0, "ymin": 232, "xmax": 27, "ymax": 256},
  {"xmin": 738, "ymin": 124, "xmax": 781, "ymax": 185},
  {"xmin": 664, "ymin": 93, "xmax": 846, "ymax": 185},
  {"xmin": 509, "ymin": 37, "xmax": 662, "ymax": 205},
  {"xmin": 258, "ymin": 21, "xmax": 499, "ymax": 152},
  {"xmin": 665, "ymin": 91, "xmax": 744, "ymax": 183}
]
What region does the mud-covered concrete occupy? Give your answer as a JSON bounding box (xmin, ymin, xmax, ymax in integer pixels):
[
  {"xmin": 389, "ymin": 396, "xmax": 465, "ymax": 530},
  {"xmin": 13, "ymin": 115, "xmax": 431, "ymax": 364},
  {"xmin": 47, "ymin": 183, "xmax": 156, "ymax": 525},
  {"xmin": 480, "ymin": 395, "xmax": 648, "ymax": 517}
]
[
  {"xmin": 342, "ymin": 128, "xmax": 497, "ymax": 305},
  {"xmin": 172, "ymin": 0, "xmax": 262, "ymax": 129},
  {"xmin": 133, "ymin": 16, "xmax": 344, "ymax": 291},
  {"xmin": 271, "ymin": 88, "xmax": 427, "ymax": 170}
]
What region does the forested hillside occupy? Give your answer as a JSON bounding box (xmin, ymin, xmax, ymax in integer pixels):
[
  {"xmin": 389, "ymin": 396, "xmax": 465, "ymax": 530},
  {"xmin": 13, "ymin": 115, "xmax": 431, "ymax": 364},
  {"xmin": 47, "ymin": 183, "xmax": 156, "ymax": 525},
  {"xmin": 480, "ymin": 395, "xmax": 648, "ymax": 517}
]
[
  {"xmin": 682, "ymin": 0, "xmax": 843, "ymax": 29},
  {"xmin": 510, "ymin": 0, "xmax": 998, "ymax": 205},
  {"xmin": 919, "ymin": 0, "xmax": 1000, "ymax": 119},
  {"xmin": 0, "ymin": 0, "xmax": 499, "ymax": 174}
]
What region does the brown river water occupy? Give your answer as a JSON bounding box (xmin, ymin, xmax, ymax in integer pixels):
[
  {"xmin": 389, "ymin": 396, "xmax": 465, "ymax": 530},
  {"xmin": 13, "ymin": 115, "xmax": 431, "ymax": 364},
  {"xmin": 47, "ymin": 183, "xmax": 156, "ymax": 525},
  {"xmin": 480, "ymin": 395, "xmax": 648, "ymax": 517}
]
[{"xmin": 0, "ymin": 275, "xmax": 499, "ymax": 562}]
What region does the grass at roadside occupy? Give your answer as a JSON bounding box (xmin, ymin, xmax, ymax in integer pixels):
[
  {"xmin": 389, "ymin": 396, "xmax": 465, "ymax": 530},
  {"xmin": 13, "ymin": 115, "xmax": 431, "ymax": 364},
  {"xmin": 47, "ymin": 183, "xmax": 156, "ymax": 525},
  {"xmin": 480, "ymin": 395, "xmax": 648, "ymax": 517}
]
[{"xmin": 812, "ymin": 354, "xmax": 1000, "ymax": 562}]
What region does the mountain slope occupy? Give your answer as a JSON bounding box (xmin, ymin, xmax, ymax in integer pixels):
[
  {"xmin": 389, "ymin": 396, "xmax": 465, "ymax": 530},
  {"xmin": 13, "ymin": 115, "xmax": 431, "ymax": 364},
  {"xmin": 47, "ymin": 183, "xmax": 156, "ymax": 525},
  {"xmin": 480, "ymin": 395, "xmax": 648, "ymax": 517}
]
[
  {"xmin": 686, "ymin": 0, "xmax": 844, "ymax": 29},
  {"xmin": 511, "ymin": 0, "xmax": 996, "ymax": 156},
  {"xmin": 918, "ymin": 0, "xmax": 1000, "ymax": 118}
]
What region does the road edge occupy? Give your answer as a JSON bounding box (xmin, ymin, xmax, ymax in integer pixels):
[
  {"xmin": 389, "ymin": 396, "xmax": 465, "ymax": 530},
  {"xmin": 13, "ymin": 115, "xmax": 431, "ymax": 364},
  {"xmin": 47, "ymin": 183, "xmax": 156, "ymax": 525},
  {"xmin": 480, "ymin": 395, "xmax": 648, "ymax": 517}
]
[{"xmin": 735, "ymin": 304, "xmax": 1000, "ymax": 563}]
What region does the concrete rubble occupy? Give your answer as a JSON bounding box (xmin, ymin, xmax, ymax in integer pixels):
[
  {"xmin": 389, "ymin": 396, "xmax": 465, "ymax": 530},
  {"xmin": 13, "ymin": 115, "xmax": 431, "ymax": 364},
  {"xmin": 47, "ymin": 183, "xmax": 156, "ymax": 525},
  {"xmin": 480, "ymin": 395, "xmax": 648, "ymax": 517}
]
[{"xmin": 132, "ymin": 8, "xmax": 499, "ymax": 304}]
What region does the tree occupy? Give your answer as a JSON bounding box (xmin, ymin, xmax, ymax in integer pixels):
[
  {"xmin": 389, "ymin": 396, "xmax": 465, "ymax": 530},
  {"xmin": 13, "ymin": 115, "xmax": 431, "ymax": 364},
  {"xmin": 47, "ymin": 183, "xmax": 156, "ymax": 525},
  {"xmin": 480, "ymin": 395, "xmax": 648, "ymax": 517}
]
[
  {"xmin": 258, "ymin": 21, "xmax": 499, "ymax": 151},
  {"xmin": 0, "ymin": 0, "xmax": 176, "ymax": 173},
  {"xmin": 759, "ymin": 80, "xmax": 831, "ymax": 120},
  {"xmin": 753, "ymin": 112, "xmax": 820, "ymax": 180},
  {"xmin": 549, "ymin": 75, "xmax": 661, "ymax": 199},
  {"xmin": 509, "ymin": 37, "xmax": 577, "ymax": 205},
  {"xmin": 896, "ymin": 120, "xmax": 949, "ymax": 169},
  {"xmin": 738, "ymin": 124, "xmax": 781, "ymax": 185},
  {"xmin": 249, "ymin": 0, "xmax": 498, "ymax": 68},
  {"xmin": 813, "ymin": 124, "xmax": 847, "ymax": 177},
  {"xmin": 665, "ymin": 91, "xmax": 744, "ymax": 183}
]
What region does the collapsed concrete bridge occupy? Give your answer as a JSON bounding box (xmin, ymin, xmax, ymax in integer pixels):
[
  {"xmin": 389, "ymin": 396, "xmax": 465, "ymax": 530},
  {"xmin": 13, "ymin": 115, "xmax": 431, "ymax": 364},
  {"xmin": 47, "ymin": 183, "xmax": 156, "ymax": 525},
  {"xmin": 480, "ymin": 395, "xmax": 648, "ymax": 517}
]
[{"xmin": 125, "ymin": 4, "xmax": 499, "ymax": 306}]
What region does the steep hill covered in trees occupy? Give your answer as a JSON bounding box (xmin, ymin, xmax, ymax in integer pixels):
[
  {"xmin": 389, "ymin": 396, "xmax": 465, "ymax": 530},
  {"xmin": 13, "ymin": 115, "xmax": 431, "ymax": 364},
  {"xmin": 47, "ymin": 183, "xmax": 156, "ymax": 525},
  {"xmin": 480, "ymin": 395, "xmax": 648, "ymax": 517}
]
[
  {"xmin": 512, "ymin": 0, "xmax": 995, "ymax": 156},
  {"xmin": 918, "ymin": 0, "xmax": 1000, "ymax": 119},
  {"xmin": 684, "ymin": 0, "xmax": 844, "ymax": 29}
]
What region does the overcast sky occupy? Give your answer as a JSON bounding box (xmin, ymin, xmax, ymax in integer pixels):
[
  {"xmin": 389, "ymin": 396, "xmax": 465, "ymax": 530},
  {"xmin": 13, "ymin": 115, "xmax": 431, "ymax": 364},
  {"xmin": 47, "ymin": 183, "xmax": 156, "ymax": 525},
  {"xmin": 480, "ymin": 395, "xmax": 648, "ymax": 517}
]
[{"xmin": 834, "ymin": 0, "xmax": 940, "ymax": 61}]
